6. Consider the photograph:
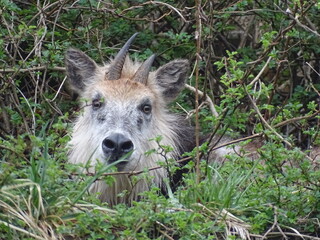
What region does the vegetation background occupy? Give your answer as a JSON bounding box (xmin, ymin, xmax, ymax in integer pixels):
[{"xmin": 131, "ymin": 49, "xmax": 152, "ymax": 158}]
[{"xmin": 0, "ymin": 0, "xmax": 320, "ymax": 239}]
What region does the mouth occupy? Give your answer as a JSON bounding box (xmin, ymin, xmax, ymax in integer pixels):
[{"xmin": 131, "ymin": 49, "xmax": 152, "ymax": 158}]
[{"xmin": 106, "ymin": 153, "xmax": 132, "ymax": 170}]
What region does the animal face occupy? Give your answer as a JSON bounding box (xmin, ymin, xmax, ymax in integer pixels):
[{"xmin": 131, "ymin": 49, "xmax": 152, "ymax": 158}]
[
  {"xmin": 66, "ymin": 33, "xmax": 190, "ymax": 172},
  {"xmin": 76, "ymin": 78, "xmax": 159, "ymax": 170},
  {"xmin": 92, "ymin": 80, "xmax": 154, "ymax": 167}
]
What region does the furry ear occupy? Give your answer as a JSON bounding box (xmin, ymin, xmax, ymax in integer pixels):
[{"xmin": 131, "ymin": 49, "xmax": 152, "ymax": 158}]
[
  {"xmin": 65, "ymin": 48, "xmax": 98, "ymax": 93},
  {"xmin": 154, "ymin": 59, "xmax": 189, "ymax": 102}
]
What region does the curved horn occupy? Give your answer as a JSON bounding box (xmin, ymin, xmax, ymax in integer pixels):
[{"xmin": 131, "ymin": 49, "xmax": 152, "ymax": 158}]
[
  {"xmin": 107, "ymin": 32, "xmax": 139, "ymax": 80},
  {"xmin": 132, "ymin": 54, "xmax": 156, "ymax": 85}
]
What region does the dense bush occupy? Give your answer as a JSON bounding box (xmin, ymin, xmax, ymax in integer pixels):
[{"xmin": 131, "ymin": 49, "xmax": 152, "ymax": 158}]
[{"xmin": 0, "ymin": 0, "xmax": 319, "ymax": 239}]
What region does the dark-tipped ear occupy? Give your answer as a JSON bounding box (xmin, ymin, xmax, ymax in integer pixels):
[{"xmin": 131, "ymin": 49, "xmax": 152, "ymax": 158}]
[
  {"xmin": 65, "ymin": 48, "xmax": 98, "ymax": 93},
  {"xmin": 154, "ymin": 59, "xmax": 189, "ymax": 102}
]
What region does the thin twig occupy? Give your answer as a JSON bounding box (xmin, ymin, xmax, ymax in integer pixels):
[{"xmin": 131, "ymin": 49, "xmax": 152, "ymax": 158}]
[
  {"xmin": 194, "ymin": 0, "xmax": 202, "ymax": 185},
  {"xmin": 249, "ymin": 56, "xmax": 272, "ymax": 86},
  {"xmin": 185, "ymin": 83, "xmax": 218, "ymax": 117},
  {"xmin": 150, "ymin": 1, "xmax": 187, "ymax": 22},
  {"xmin": 305, "ymin": 62, "xmax": 320, "ymax": 97},
  {"xmin": 273, "ymin": 110, "xmax": 320, "ymax": 129},
  {"xmin": 243, "ymin": 84, "xmax": 293, "ymax": 148},
  {"xmin": 275, "ymin": 4, "xmax": 320, "ymax": 38},
  {"xmin": 0, "ymin": 66, "xmax": 65, "ymax": 73},
  {"xmin": 49, "ymin": 76, "xmax": 67, "ymax": 102},
  {"xmin": 70, "ymin": 156, "xmax": 192, "ymax": 178},
  {"xmin": 264, "ymin": 232, "xmax": 319, "ymax": 239}
]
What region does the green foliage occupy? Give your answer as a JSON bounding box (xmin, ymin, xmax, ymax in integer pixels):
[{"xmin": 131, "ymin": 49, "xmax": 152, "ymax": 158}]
[{"xmin": 1, "ymin": 0, "xmax": 320, "ymax": 239}]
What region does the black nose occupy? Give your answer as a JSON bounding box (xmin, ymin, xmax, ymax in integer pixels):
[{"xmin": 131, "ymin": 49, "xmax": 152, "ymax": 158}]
[{"xmin": 102, "ymin": 133, "xmax": 134, "ymax": 162}]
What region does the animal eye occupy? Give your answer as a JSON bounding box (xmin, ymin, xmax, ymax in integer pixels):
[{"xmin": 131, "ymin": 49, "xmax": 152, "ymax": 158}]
[
  {"xmin": 92, "ymin": 99, "xmax": 103, "ymax": 109},
  {"xmin": 141, "ymin": 104, "xmax": 152, "ymax": 114}
]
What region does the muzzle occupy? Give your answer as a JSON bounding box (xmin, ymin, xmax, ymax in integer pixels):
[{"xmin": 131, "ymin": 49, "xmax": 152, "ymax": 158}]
[{"xmin": 102, "ymin": 133, "xmax": 134, "ymax": 165}]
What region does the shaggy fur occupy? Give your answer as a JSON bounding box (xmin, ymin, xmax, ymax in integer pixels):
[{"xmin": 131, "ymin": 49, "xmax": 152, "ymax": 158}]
[{"xmin": 66, "ymin": 48, "xmax": 194, "ymax": 205}]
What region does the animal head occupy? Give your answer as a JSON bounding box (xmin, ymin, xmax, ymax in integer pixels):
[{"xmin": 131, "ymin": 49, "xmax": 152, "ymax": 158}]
[{"xmin": 66, "ymin": 33, "xmax": 190, "ymax": 172}]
